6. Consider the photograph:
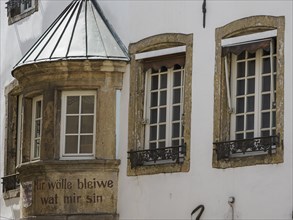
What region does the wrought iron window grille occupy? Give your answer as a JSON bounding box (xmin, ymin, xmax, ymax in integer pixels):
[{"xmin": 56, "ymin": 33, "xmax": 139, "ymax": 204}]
[
  {"xmin": 214, "ymin": 135, "xmax": 279, "ymax": 160},
  {"xmin": 128, "ymin": 144, "xmax": 186, "ymax": 168},
  {"xmin": 1, "ymin": 174, "xmax": 20, "ymax": 193}
]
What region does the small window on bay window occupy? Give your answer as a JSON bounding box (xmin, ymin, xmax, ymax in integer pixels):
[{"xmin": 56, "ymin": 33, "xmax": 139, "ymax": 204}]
[
  {"xmin": 31, "ymin": 95, "xmax": 42, "ymax": 160},
  {"xmin": 60, "ymin": 91, "xmax": 96, "ymax": 159}
]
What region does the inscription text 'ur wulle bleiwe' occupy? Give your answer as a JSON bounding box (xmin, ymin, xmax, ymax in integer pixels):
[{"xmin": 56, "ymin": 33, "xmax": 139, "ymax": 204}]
[{"xmin": 34, "ymin": 178, "xmax": 114, "ymax": 205}]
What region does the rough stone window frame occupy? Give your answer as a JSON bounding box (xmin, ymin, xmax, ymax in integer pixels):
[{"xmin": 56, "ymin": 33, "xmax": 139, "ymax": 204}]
[
  {"xmin": 3, "ymin": 80, "xmax": 44, "ymax": 196},
  {"xmin": 128, "ymin": 33, "xmax": 193, "ymax": 176},
  {"xmin": 7, "ymin": 0, "xmax": 38, "ymax": 25},
  {"xmin": 213, "ymin": 16, "xmax": 285, "ymax": 169}
]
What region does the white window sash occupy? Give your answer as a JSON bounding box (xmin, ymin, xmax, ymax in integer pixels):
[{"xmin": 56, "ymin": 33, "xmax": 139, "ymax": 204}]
[
  {"xmin": 60, "ymin": 91, "xmax": 96, "ymax": 159},
  {"xmin": 224, "ymin": 56, "xmax": 232, "ymax": 112},
  {"xmin": 270, "ymin": 40, "xmax": 275, "ymax": 103},
  {"xmin": 31, "ymin": 95, "xmax": 42, "ymax": 160},
  {"xmin": 144, "ymin": 66, "xmax": 184, "ymax": 149}
]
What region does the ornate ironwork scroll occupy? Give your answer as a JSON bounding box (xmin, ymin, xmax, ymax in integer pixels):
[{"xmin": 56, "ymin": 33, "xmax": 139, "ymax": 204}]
[
  {"xmin": 128, "ymin": 144, "xmax": 186, "ymax": 168},
  {"xmin": 2, "ymin": 173, "xmax": 19, "ymax": 192},
  {"xmin": 214, "ymin": 135, "xmax": 279, "ymax": 160}
]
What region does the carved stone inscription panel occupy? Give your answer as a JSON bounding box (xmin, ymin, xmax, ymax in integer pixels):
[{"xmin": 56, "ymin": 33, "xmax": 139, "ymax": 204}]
[{"xmin": 32, "ymin": 172, "xmax": 117, "ymax": 215}]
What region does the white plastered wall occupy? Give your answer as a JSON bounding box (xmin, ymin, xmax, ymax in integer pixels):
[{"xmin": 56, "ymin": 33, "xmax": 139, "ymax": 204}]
[{"xmin": 0, "ymin": 0, "xmax": 292, "ymax": 219}]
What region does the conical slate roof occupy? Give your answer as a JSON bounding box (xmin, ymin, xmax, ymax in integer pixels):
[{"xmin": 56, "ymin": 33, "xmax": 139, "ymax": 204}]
[{"xmin": 14, "ymin": 0, "xmax": 129, "ymax": 69}]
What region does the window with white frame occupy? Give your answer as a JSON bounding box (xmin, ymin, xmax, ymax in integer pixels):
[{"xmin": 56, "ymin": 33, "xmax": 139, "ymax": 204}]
[
  {"xmin": 145, "ymin": 64, "xmax": 184, "ymax": 150},
  {"xmin": 31, "ymin": 96, "xmax": 42, "ymax": 160},
  {"xmin": 213, "ymin": 18, "xmax": 284, "ymax": 167},
  {"xmin": 60, "ymin": 91, "xmax": 96, "ymax": 159},
  {"xmin": 230, "ymin": 45, "xmax": 276, "ymax": 140},
  {"xmin": 128, "ymin": 33, "xmax": 193, "ymax": 174}
]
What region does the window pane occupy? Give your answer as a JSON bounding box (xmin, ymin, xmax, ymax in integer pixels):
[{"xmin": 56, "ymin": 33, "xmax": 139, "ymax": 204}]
[
  {"xmin": 150, "ymin": 92, "xmax": 158, "ymax": 107},
  {"xmin": 81, "ymin": 115, "xmax": 94, "ymax": 133},
  {"xmin": 160, "ymin": 74, "xmax": 167, "ymax": 89},
  {"xmin": 247, "ymin": 52, "xmax": 256, "ymax": 59},
  {"xmin": 173, "ymin": 71, "xmax": 182, "ymax": 86},
  {"xmin": 36, "ymin": 100, "xmax": 42, "ymax": 118},
  {"xmin": 34, "ymin": 139, "xmax": 40, "ymax": 158},
  {"xmin": 272, "ymin": 111, "xmax": 276, "ymax": 127},
  {"xmin": 81, "ymin": 96, "xmax": 95, "ymax": 114},
  {"xmin": 160, "ymin": 66, "xmax": 168, "ymax": 72},
  {"xmin": 160, "ymin": 91, "xmax": 167, "ymax": 105},
  {"xmin": 80, "ymin": 135, "xmax": 93, "ymax": 153},
  {"xmin": 246, "ymin": 114, "xmax": 254, "ymax": 130},
  {"xmin": 261, "ymin": 130, "xmax": 270, "ymax": 137},
  {"xmin": 35, "ymin": 120, "xmax": 41, "ymax": 137},
  {"xmin": 263, "ymin": 48, "xmax": 270, "ymax": 56},
  {"xmin": 262, "ymin": 94, "xmax": 270, "ymax": 110},
  {"xmin": 159, "ymin": 108, "xmax": 166, "ymax": 122},
  {"xmin": 67, "ymin": 96, "xmax": 79, "ymax": 114},
  {"xmin": 262, "ymin": 76, "xmax": 271, "ymax": 92},
  {"xmin": 236, "ymin": 116, "xmax": 244, "ymax": 131},
  {"xmin": 246, "ymin": 132, "xmax": 254, "ymax": 139},
  {"xmin": 237, "ymin": 51, "xmax": 245, "ymax": 60},
  {"xmin": 236, "ymin": 98, "xmax": 244, "ymax": 114},
  {"xmin": 247, "ymin": 60, "xmax": 255, "ymax": 76},
  {"xmin": 172, "ymin": 140, "xmax": 179, "ymax": 146},
  {"xmin": 237, "ymin": 62, "xmax": 245, "ymax": 78},
  {"xmin": 150, "ymin": 126, "xmax": 157, "ymax": 141},
  {"xmin": 261, "ymin": 112, "xmax": 270, "ymax": 128},
  {"xmin": 173, "ymin": 89, "xmax": 181, "ymax": 104},
  {"xmin": 65, "ymin": 136, "xmax": 78, "ymax": 153},
  {"xmin": 236, "ymin": 133, "xmax": 244, "ymax": 140},
  {"xmin": 247, "ymin": 96, "xmax": 255, "ymax": 112},
  {"xmin": 66, "ymin": 116, "xmax": 79, "ymax": 133},
  {"xmin": 172, "ymin": 105, "xmax": 181, "ymax": 121},
  {"xmin": 273, "ymin": 57, "xmax": 277, "ymax": 72},
  {"xmin": 159, "ymin": 125, "xmax": 166, "ymax": 139},
  {"xmin": 150, "ymin": 109, "xmax": 157, "ymax": 124},
  {"xmin": 262, "ymin": 57, "xmax": 271, "ymax": 74},
  {"xmin": 172, "ymin": 123, "xmax": 180, "ymax": 138},
  {"xmin": 237, "ymin": 80, "xmax": 245, "ymax": 96},
  {"xmin": 247, "ymin": 78, "xmax": 255, "ymax": 94},
  {"xmin": 151, "ymin": 75, "xmax": 158, "ymax": 90},
  {"xmin": 150, "ymin": 142, "xmax": 156, "ymax": 149},
  {"xmin": 158, "ymin": 141, "xmax": 165, "ymax": 148}
]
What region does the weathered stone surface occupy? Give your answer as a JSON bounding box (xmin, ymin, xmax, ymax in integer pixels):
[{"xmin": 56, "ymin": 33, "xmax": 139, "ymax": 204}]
[{"xmin": 17, "ymin": 160, "xmax": 120, "ymax": 217}]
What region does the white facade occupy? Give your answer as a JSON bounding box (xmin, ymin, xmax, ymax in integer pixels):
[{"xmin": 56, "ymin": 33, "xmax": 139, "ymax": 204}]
[{"xmin": 0, "ymin": 0, "xmax": 292, "ymax": 219}]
